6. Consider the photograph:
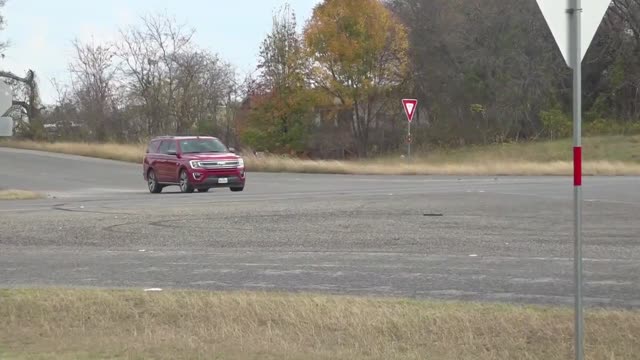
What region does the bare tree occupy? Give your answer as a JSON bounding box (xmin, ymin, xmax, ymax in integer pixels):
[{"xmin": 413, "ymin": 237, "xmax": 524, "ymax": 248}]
[
  {"xmin": 173, "ymin": 50, "xmax": 236, "ymax": 135},
  {"xmin": 116, "ymin": 12, "xmax": 195, "ymax": 136},
  {"xmin": 69, "ymin": 39, "xmax": 117, "ymax": 141},
  {"xmin": 0, "ymin": 0, "xmax": 9, "ymax": 58},
  {"xmin": 604, "ymin": 0, "xmax": 640, "ymax": 120}
]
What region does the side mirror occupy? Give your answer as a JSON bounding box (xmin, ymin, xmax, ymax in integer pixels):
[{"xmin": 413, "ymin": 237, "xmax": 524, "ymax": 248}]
[{"xmin": 229, "ymin": 147, "xmax": 236, "ymax": 153}]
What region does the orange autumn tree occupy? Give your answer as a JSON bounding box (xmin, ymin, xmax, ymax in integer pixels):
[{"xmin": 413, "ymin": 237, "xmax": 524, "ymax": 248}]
[{"xmin": 304, "ymin": 0, "xmax": 410, "ymax": 157}]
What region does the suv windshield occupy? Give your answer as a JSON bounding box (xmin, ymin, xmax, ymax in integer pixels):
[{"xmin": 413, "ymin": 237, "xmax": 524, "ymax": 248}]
[{"xmin": 179, "ymin": 138, "xmax": 228, "ymax": 154}]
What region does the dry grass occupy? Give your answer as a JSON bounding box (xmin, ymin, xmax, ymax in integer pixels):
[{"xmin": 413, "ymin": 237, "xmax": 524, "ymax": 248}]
[
  {"xmin": 0, "ymin": 140, "xmax": 146, "ymax": 163},
  {"xmin": 2, "ymin": 136, "xmax": 640, "ymax": 176},
  {"xmin": 0, "ymin": 189, "xmax": 43, "ymax": 200},
  {"xmin": 242, "ymin": 156, "xmax": 640, "ymax": 176},
  {"xmin": 0, "ymin": 289, "xmax": 638, "ymax": 360}
]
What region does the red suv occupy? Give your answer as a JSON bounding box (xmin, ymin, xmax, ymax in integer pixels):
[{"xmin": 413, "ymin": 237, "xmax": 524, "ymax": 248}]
[{"xmin": 143, "ymin": 136, "xmax": 246, "ymax": 193}]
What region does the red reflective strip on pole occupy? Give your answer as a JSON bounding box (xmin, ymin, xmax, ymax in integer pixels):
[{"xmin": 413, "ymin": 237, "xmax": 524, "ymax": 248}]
[{"xmin": 574, "ymin": 146, "xmax": 582, "ymax": 186}]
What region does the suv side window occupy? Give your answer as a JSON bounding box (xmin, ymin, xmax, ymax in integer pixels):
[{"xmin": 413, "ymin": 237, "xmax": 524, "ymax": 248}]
[
  {"xmin": 166, "ymin": 141, "xmax": 176, "ymax": 154},
  {"xmin": 157, "ymin": 140, "xmax": 170, "ymax": 154},
  {"xmin": 147, "ymin": 140, "xmax": 160, "ymax": 154}
]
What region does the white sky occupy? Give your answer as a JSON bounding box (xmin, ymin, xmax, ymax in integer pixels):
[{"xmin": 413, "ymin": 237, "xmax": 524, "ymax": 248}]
[{"xmin": 1, "ymin": 0, "xmax": 320, "ymax": 104}]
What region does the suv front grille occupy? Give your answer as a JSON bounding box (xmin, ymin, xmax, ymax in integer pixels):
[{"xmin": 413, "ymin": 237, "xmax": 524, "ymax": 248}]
[{"xmin": 197, "ymin": 160, "xmax": 240, "ymax": 169}]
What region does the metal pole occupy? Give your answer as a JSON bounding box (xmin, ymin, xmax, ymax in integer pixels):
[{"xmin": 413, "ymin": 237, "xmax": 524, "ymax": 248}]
[
  {"xmin": 407, "ymin": 121, "xmax": 412, "ymax": 163},
  {"xmin": 570, "ymin": 1, "xmax": 584, "ymax": 359}
]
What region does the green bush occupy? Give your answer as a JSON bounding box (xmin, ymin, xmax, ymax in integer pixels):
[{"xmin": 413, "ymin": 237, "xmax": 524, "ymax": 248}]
[
  {"xmin": 542, "ymin": 106, "xmax": 640, "ymax": 138},
  {"xmin": 585, "ymin": 119, "xmax": 640, "ymax": 136},
  {"xmin": 541, "ymin": 108, "xmax": 572, "ymax": 139}
]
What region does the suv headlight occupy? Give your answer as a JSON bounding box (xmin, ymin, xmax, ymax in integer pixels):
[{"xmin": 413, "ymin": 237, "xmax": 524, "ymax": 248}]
[
  {"xmin": 238, "ymin": 158, "xmax": 244, "ymax": 168},
  {"xmin": 189, "ymin": 160, "xmax": 202, "ymax": 169}
]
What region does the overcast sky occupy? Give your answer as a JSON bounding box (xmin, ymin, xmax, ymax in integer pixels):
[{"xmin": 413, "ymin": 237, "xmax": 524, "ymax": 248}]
[{"xmin": 1, "ymin": 0, "xmax": 320, "ymax": 104}]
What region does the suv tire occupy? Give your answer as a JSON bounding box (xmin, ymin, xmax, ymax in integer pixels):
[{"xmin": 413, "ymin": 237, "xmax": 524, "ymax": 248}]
[
  {"xmin": 179, "ymin": 169, "xmax": 195, "ymax": 193},
  {"xmin": 147, "ymin": 169, "xmax": 163, "ymax": 193},
  {"xmin": 230, "ymin": 186, "xmax": 244, "ymax": 192}
]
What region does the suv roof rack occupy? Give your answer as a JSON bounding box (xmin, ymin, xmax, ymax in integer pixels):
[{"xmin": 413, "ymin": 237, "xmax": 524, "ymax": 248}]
[{"xmin": 150, "ymin": 135, "xmax": 217, "ymax": 140}]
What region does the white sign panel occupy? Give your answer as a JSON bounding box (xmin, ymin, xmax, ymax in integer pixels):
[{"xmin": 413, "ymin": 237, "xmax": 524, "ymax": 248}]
[
  {"xmin": 0, "ymin": 117, "xmax": 13, "ymax": 136},
  {"xmin": 536, "ymin": 0, "xmax": 611, "ymax": 67},
  {"xmin": 0, "ymin": 82, "xmax": 12, "ymax": 115}
]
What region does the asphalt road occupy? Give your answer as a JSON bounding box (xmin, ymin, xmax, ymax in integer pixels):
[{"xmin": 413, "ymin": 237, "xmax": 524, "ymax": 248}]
[{"xmin": 1, "ymin": 147, "xmax": 639, "ymax": 308}]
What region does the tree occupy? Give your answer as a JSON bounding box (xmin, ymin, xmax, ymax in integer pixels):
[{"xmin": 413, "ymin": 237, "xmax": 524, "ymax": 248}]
[
  {"xmin": 257, "ymin": 3, "xmax": 307, "ymax": 91},
  {"xmin": 13, "ymin": 1, "xmax": 639, "ymax": 151},
  {"xmin": 0, "ymin": 0, "xmax": 8, "ymax": 57},
  {"xmin": 593, "ymin": 0, "xmax": 640, "ymax": 121},
  {"xmin": 116, "ymin": 12, "xmax": 236, "ymax": 139},
  {"xmin": 117, "ymin": 12, "xmax": 195, "ymax": 136},
  {"xmin": 173, "ymin": 49, "xmax": 236, "ymax": 138},
  {"xmin": 69, "ymin": 39, "xmax": 117, "ymax": 141},
  {"xmin": 41, "ymin": 79, "xmax": 83, "ymax": 140},
  {"xmin": 243, "ymin": 4, "xmax": 316, "ymax": 153},
  {"xmin": 388, "ymin": 0, "xmax": 570, "ymax": 145},
  {"xmin": 304, "ymin": 0, "xmax": 410, "ymax": 157}
]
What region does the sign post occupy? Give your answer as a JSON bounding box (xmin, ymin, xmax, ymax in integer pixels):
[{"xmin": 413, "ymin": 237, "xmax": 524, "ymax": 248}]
[
  {"xmin": 535, "ymin": 1, "xmax": 611, "ymax": 359},
  {"xmin": 408, "ymin": 119, "xmax": 411, "ymax": 162},
  {"xmin": 402, "ymin": 99, "xmax": 417, "ymax": 162},
  {"xmin": 570, "ymin": 3, "xmax": 584, "ymax": 359}
]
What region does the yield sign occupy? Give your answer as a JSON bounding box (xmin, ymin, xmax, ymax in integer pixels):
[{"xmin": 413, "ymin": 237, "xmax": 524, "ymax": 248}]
[
  {"xmin": 536, "ymin": 0, "xmax": 611, "ymax": 68},
  {"xmin": 402, "ymin": 99, "xmax": 418, "ymax": 122}
]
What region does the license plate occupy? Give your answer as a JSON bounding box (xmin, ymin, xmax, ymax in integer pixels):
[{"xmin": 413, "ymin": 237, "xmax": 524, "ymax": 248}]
[{"xmin": 218, "ymin": 178, "xmax": 228, "ymax": 184}]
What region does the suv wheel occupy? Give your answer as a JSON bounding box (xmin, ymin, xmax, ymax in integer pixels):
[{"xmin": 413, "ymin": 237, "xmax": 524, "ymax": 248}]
[
  {"xmin": 147, "ymin": 169, "xmax": 162, "ymax": 193},
  {"xmin": 230, "ymin": 186, "xmax": 244, "ymax": 192},
  {"xmin": 179, "ymin": 169, "xmax": 195, "ymax": 193}
]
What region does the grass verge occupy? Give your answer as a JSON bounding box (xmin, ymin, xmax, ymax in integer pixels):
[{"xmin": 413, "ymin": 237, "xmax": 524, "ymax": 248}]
[
  {"xmin": 0, "ymin": 189, "xmax": 43, "ymax": 200},
  {"xmin": 0, "ymin": 289, "xmax": 638, "ymax": 359},
  {"xmin": 1, "ymin": 136, "xmax": 640, "ymax": 175}
]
